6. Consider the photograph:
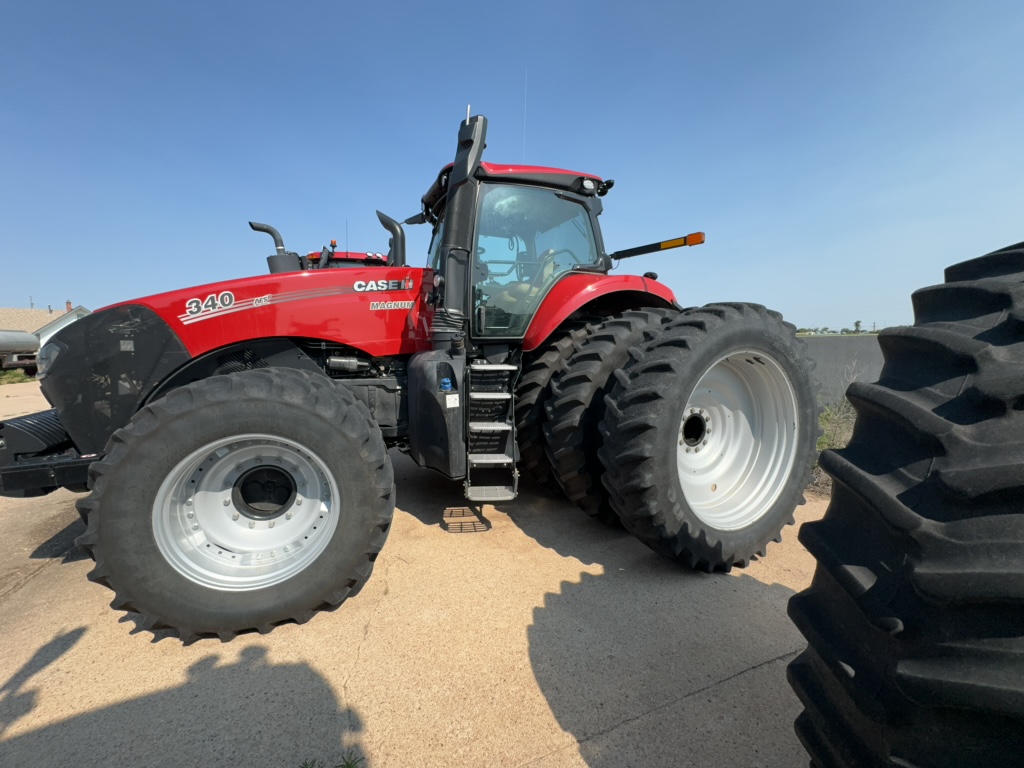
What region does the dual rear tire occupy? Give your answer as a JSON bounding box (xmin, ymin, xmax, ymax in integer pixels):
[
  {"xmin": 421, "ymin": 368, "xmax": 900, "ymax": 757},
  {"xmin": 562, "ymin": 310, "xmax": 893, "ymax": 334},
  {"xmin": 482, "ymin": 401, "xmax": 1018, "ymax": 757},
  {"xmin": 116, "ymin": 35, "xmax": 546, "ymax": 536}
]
[{"xmin": 543, "ymin": 303, "xmax": 818, "ymax": 571}]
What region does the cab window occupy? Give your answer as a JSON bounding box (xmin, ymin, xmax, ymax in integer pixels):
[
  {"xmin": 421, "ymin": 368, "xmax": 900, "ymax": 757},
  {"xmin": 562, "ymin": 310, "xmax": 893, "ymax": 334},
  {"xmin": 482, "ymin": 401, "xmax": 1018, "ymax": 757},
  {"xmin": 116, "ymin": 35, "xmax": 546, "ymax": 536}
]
[{"xmin": 472, "ymin": 184, "xmax": 599, "ymax": 337}]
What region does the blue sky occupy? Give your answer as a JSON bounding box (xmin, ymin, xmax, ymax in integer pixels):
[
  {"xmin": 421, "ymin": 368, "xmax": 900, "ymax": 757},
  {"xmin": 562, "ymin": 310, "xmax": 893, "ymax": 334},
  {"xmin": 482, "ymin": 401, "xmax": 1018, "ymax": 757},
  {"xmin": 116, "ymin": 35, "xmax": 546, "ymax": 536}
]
[{"xmin": 2, "ymin": 1, "xmax": 1022, "ymax": 331}]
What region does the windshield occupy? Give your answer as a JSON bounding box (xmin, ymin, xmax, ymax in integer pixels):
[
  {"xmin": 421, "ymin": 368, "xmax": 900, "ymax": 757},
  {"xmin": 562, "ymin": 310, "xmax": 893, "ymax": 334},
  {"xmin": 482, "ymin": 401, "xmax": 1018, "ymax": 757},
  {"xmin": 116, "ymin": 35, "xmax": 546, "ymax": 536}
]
[
  {"xmin": 427, "ymin": 218, "xmax": 445, "ymax": 270},
  {"xmin": 472, "ymin": 184, "xmax": 600, "ymax": 337}
]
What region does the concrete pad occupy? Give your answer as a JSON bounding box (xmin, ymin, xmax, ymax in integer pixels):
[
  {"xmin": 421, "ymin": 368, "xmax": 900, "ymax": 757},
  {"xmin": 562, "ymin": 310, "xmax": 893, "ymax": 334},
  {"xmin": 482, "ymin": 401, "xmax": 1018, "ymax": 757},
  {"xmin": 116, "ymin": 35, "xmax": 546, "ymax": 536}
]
[
  {"xmin": 0, "ymin": 382, "xmax": 828, "ymax": 767},
  {"xmin": 0, "ymin": 381, "xmax": 53, "ymax": 419}
]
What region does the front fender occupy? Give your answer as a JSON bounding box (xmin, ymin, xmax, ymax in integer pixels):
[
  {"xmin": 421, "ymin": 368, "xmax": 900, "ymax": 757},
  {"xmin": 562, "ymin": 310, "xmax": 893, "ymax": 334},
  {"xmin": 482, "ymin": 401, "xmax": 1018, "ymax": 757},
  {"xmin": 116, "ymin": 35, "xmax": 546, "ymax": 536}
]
[{"xmin": 523, "ymin": 273, "xmax": 677, "ymax": 352}]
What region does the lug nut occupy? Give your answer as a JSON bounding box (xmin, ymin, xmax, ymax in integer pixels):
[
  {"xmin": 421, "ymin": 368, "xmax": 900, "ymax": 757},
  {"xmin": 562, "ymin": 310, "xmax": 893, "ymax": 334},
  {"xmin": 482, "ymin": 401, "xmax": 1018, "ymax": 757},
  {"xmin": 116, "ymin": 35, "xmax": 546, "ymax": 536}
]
[
  {"xmin": 248, "ymin": 521, "xmax": 255, "ymax": 529},
  {"xmin": 685, "ymin": 447, "xmax": 691, "ymax": 453},
  {"xmin": 187, "ymin": 512, "xmax": 194, "ymax": 519},
  {"xmin": 268, "ymin": 521, "xmax": 275, "ymax": 528},
  {"xmin": 702, "ymin": 439, "xmax": 708, "ymax": 446},
  {"xmin": 191, "ymin": 524, "xmax": 199, "ymax": 531},
  {"xmin": 295, "ymin": 499, "xmax": 302, "ymax": 506},
  {"xmin": 232, "ymin": 513, "xmax": 239, "ymax": 521},
  {"xmin": 695, "ymin": 447, "xmax": 701, "ymax": 453},
  {"xmin": 285, "ymin": 512, "xmax": 293, "ymax": 520},
  {"xmin": 223, "ymin": 499, "xmax": 230, "ymax": 506}
]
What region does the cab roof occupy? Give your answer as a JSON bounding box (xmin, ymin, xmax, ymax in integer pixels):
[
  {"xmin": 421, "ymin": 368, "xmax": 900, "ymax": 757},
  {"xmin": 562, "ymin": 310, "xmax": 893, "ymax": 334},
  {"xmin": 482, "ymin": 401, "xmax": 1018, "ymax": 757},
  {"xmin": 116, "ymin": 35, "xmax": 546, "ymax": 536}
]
[{"xmin": 421, "ymin": 161, "xmax": 604, "ymax": 223}]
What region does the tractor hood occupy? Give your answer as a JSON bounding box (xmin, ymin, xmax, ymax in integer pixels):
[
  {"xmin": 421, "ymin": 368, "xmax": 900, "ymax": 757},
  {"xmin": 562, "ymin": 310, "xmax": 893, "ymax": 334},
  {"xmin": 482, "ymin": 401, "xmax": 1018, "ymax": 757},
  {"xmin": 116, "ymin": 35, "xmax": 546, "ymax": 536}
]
[
  {"xmin": 38, "ymin": 268, "xmax": 432, "ymax": 454},
  {"xmin": 96, "ymin": 267, "xmax": 431, "ymax": 359}
]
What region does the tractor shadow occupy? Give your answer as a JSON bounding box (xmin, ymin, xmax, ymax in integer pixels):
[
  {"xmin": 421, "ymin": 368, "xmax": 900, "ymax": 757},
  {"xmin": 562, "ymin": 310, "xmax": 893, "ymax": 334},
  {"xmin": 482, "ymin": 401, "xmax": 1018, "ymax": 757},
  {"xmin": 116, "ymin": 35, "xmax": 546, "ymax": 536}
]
[
  {"xmin": 526, "ymin": 569, "xmax": 808, "ymax": 767},
  {"xmin": 0, "ymin": 642, "xmax": 365, "ymax": 768},
  {"xmin": 510, "ymin": 476, "xmax": 811, "ymax": 766},
  {"xmin": 30, "ymin": 515, "xmax": 88, "ymax": 563},
  {"xmin": 392, "ymin": 451, "xmax": 810, "ymax": 766}
]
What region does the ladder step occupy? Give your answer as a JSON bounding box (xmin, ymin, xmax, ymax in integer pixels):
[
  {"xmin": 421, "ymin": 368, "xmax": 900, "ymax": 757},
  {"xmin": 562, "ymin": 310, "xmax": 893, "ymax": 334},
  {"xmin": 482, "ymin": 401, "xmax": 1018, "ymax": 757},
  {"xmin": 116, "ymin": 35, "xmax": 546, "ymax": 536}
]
[
  {"xmin": 466, "ymin": 485, "xmax": 517, "ymax": 502},
  {"xmin": 469, "ymin": 392, "xmax": 512, "ymax": 400},
  {"xmin": 468, "ymin": 453, "xmax": 515, "ymax": 465},
  {"xmin": 469, "ymin": 422, "xmax": 513, "ymax": 432},
  {"xmin": 470, "ymin": 363, "xmax": 518, "ymax": 371}
]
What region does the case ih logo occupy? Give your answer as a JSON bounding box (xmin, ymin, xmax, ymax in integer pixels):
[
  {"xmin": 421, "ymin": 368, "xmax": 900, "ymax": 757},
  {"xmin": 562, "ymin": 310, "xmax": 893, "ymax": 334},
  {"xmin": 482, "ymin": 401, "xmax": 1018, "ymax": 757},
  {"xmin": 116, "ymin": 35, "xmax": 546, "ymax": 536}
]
[{"xmin": 354, "ymin": 277, "xmax": 414, "ymax": 292}]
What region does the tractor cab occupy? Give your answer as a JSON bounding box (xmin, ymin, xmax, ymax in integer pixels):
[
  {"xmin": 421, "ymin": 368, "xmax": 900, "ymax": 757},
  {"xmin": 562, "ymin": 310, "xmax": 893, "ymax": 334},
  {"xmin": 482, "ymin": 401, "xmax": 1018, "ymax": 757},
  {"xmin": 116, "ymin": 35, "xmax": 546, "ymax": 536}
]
[
  {"xmin": 469, "ymin": 181, "xmax": 606, "ymax": 337},
  {"xmin": 417, "ymin": 141, "xmax": 615, "ymax": 344},
  {"xmin": 400, "ymin": 117, "xmax": 626, "ymax": 500}
]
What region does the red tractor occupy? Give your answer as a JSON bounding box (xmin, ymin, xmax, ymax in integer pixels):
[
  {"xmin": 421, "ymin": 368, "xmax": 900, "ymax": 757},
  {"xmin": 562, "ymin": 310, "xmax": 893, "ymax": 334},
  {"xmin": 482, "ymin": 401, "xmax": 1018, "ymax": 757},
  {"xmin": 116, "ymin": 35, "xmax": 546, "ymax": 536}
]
[{"xmin": 0, "ymin": 115, "xmax": 817, "ymax": 641}]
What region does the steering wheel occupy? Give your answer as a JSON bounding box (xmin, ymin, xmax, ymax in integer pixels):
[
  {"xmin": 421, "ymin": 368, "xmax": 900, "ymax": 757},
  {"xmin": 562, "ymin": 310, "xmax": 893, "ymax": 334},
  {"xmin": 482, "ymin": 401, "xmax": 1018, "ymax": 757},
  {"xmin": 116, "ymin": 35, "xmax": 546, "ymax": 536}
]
[
  {"xmin": 542, "ymin": 248, "xmax": 583, "ymax": 264},
  {"xmin": 528, "ymin": 248, "xmax": 583, "ymax": 280}
]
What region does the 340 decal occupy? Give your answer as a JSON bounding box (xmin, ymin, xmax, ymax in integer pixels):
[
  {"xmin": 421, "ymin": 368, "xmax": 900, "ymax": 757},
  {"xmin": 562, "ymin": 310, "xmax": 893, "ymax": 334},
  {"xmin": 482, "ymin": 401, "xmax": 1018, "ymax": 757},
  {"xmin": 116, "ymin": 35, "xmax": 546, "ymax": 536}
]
[{"xmin": 185, "ymin": 291, "xmax": 235, "ymax": 316}]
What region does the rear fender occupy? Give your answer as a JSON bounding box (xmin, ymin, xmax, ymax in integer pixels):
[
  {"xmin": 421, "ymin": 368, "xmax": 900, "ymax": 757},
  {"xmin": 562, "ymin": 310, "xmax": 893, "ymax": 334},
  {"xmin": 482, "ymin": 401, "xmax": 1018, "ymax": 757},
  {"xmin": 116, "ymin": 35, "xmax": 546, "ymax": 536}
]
[{"xmin": 523, "ymin": 274, "xmax": 677, "ymax": 352}]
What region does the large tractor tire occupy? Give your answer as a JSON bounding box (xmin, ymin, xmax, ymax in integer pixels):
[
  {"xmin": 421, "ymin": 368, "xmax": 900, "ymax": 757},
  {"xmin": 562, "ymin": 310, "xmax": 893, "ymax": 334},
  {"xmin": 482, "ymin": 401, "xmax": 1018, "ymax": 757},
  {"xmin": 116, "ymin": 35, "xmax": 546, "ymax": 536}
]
[
  {"xmin": 599, "ymin": 303, "xmax": 817, "ymax": 571},
  {"xmin": 787, "ymin": 244, "xmax": 1024, "ymax": 766},
  {"xmin": 543, "ymin": 308, "xmax": 677, "ymax": 525},
  {"xmin": 515, "ymin": 316, "xmax": 599, "ymax": 487},
  {"xmin": 76, "ymin": 368, "xmax": 395, "ymax": 642}
]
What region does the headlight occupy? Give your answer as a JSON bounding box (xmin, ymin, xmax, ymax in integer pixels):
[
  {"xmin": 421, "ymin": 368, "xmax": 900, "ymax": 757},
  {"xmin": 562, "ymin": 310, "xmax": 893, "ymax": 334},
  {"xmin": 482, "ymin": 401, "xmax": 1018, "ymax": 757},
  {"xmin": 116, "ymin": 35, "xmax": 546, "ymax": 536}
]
[{"xmin": 36, "ymin": 341, "xmax": 64, "ymax": 377}]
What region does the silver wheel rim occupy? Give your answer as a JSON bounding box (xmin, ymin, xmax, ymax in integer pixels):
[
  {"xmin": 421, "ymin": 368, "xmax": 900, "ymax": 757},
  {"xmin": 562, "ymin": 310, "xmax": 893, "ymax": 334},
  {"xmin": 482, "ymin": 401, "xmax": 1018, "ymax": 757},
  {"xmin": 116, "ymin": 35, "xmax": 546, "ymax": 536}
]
[
  {"xmin": 153, "ymin": 434, "xmax": 340, "ymax": 591},
  {"xmin": 675, "ymin": 350, "xmax": 799, "ymax": 531}
]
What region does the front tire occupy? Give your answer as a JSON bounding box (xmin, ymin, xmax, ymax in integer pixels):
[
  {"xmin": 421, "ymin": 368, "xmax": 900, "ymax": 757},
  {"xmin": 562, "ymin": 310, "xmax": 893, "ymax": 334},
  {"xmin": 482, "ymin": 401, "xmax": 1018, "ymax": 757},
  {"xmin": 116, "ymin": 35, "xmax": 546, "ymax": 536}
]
[
  {"xmin": 75, "ymin": 368, "xmax": 395, "ymax": 642},
  {"xmin": 599, "ymin": 303, "xmax": 818, "ymax": 571}
]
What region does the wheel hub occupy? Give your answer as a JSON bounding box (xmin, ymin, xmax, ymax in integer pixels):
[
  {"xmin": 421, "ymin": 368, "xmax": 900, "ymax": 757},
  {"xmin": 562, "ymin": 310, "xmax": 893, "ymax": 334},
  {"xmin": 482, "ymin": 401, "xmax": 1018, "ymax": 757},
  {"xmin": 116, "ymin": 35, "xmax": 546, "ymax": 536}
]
[
  {"xmin": 152, "ymin": 434, "xmax": 340, "ymax": 591},
  {"xmin": 232, "ymin": 465, "xmax": 296, "ymax": 520},
  {"xmin": 681, "ymin": 412, "xmax": 708, "ymax": 447},
  {"xmin": 675, "ymin": 351, "xmax": 799, "ymax": 531}
]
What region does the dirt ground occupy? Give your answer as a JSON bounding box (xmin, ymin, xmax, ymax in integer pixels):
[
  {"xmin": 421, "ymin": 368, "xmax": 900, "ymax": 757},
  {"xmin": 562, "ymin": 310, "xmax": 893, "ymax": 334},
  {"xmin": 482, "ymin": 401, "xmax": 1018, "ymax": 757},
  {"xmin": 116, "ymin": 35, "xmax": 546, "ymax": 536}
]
[{"xmin": 0, "ymin": 381, "xmax": 827, "ymax": 767}]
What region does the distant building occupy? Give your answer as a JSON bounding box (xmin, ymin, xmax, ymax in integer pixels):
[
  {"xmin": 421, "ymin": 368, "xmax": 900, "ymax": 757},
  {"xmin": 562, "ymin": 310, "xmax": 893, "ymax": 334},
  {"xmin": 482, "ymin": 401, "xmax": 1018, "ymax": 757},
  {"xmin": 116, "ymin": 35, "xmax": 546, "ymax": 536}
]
[
  {"xmin": 0, "ymin": 302, "xmax": 91, "ymax": 372},
  {"xmin": 34, "ymin": 305, "xmax": 92, "ymax": 347}
]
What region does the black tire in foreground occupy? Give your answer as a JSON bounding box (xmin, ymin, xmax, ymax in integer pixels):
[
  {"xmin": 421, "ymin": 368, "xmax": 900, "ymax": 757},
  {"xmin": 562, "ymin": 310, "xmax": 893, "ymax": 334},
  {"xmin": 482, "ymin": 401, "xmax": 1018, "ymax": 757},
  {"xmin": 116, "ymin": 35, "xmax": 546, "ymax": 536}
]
[
  {"xmin": 76, "ymin": 368, "xmax": 395, "ymax": 642},
  {"xmin": 544, "ymin": 308, "xmax": 677, "ymax": 525},
  {"xmin": 599, "ymin": 303, "xmax": 818, "ymax": 571},
  {"xmin": 515, "ymin": 316, "xmax": 599, "ymax": 488},
  {"xmin": 787, "ymin": 244, "xmax": 1024, "ymax": 766}
]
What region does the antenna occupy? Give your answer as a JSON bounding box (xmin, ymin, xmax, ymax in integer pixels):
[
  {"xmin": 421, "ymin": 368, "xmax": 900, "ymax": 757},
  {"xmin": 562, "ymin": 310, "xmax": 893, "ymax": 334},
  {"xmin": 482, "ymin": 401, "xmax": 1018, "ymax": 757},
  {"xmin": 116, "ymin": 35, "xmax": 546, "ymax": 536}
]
[
  {"xmin": 346, "ymin": 219, "xmax": 349, "ymax": 254},
  {"xmin": 466, "ymin": 104, "xmax": 471, "ymax": 125},
  {"xmin": 523, "ymin": 69, "xmax": 528, "ymax": 163}
]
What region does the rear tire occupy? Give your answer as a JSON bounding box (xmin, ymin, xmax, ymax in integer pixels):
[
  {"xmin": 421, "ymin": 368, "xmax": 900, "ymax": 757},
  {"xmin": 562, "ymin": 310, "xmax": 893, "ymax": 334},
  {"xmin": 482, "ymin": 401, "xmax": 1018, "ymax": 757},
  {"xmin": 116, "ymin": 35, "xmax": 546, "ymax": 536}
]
[
  {"xmin": 787, "ymin": 243, "xmax": 1024, "ymax": 766},
  {"xmin": 515, "ymin": 316, "xmax": 599, "ymax": 488},
  {"xmin": 544, "ymin": 309, "xmax": 676, "ymax": 524},
  {"xmin": 75, "ymin": 368, "xmax": 395, "ymax": 642},
  {"xmin": 599, "ymin": 303, "xmax": 817, "ymax": 570}
]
